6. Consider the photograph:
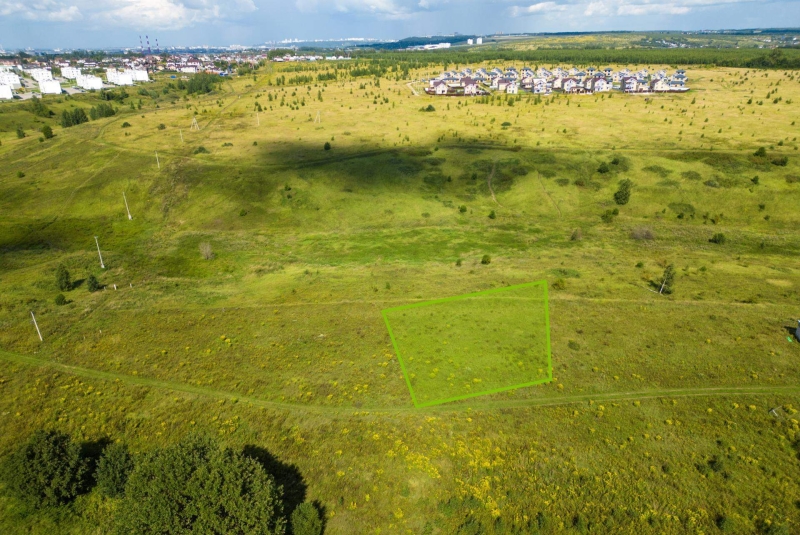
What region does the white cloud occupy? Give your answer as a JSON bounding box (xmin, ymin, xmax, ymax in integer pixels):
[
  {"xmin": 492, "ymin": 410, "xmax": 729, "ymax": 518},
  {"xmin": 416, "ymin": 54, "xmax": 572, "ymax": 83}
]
[
  {"xmin": 510, "ymin": 1, "xmax": 566, "ymax": 16},
  {"xmin": 295, "ymin": 0, "xmax": 410, "ymax": 18},
  {"xmin": 580, "ymin": 0, "xmax": 755, "ymax": 18},
  {"xmin": 0, "ymin": 0, "xmax": 82, "ymax": 21},
  {"xmin": 616, "ymin": 3, "xmax": 691, "ymax": 15}
]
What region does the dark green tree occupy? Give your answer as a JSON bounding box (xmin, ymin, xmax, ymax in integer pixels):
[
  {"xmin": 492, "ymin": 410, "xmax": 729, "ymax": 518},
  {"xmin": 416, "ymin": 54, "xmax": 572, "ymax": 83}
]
[
  {"xmin": 55, "ymin": 293, "xmax": 67, "ymax": 306},
  {"xmin": 41, "ymin": 125, "xmax": 54, "ymax": 139},
  {"xmin": 16, "ymin": 126, "xmax": 25, "ymax": 138},
  {"xmin": 291, "ymin": 503, "xmax": 322, "ymax": 535},
  {"xmin": 323, "ymin": 142, "xmax": 331, "ymax": 151},
  {"xmin": 0, "ymin": 430, "xmax": 88, "ymax": 508},
  {"xmin": 87, "ymin": 274, "xmax": 100, "ymax": 292},
  {"xmin": 659, "ymin": 264, "xmax": 676, "ymax": 295},
  {"xmin": 56, "ymin": 264, "xmax": 71, "ymax": 291},
  {"xmin": 115, "ymin": 435, "xmax": 286, "ymax": 534},
  {"xmin": 27, "ymin": 98, "xmax": 52, "ymax": 117},
  {"xmin": 95, "ymin": 443, "xmax": 133, "ymax": 498},
  {"xmin": 614, "ymin": 179, "xmax": 633, "ymax": 205}
]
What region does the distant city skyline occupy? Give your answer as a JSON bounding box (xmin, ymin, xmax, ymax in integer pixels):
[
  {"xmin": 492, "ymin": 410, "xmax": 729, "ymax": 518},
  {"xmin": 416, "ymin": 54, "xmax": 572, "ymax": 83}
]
[{"xmin": 0, "ymin": 0, "xmax": 798, "ymax": 50}]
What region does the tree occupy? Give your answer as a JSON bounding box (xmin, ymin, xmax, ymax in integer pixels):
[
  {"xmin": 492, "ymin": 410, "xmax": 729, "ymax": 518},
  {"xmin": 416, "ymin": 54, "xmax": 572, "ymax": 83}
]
[
  {"xmin": 323, "ymin": 142, "xmax": 331, "ymax": 151},
  {"xmin": 199, "ymin": 242, "xmax": 214, "ymax": 260},
  {"xmin": 16, "ymin": 126, "xmax": 25, "ymax": 138},
  {"xmin": 60, "ymin": 108, "xmax": 89, "ymax": 128},
  {"xmin": 115, "ymin": 435, "xmax": 286, "ymax": 535},
  {"xmin": 27, "ymin": 98, "xmax": 52, "ymax": 118},
  {"xmin": 95, "ymin": 443, "xmax": 133, "ymax": 498},
  {"xmin": 55, "ymin": 293, "xmax": 67, "ymax": 306},
  {"xmin": 659, "ymin": 264, "xmax": 676, "ymax": 295},
  {"xmin": 597, "ymin": 162, "xmax": 610, "ymax": 174},
  {"xmin": 291, "ymin": 503, "xmax": 322, "ymax": 535},
  {"xmin": 87, "ymin": 274, "xmax": 100, "ymax": 292},
  {"xmin": 41, "ymin": 125, "xmax": 54, "ymax": 139},
  {"xmin": 753, "ymin": 147, "xmax": 767, "ymax": 158},
  {"xmin": 614, "ymin": 179, "xmax": 633, "ymax": 205},
  {"xmin": 0, "ymin": 430, "xmax": 88, "ymax": 508},
  {"xmin": 56, "ymin": 264, "xmax": 71, "ymax": 291}
]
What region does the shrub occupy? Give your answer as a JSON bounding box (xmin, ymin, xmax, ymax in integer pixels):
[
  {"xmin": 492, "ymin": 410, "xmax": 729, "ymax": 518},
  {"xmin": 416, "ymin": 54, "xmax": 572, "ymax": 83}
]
[
  {"xmin": 614, "ymin": 179, "xmax": 633, "ymax": 205},
  {"xmin": 709, "ymin": 233, "xmax": 726, "ymax": 244},
  {"xmin": 16, "ymin": 126, "xmax": 25, "ymax": 138},
  {"xmin": 551, "ymin": 278, "xmax": 566, "ymax": 290},
  {"xmin": 95, "ymin": 443, "xmax": 133, "ymax": 498},
  {"xmin": 570, "ymin": 228, "xmax": 582, "ymax": 241},
  {"xmin": 630, "ymin": 227, "xmax": 654, "ymax": 240},
  {"xmin": 600, "ymin": 209, "xmax": 618, "ymax": 223},
  {"xmin": 54, "ymin": 294, "xmax": 67, "ymax": 306},
  {"xmin": 291, "ymin": 503, "xmax": 323, "ymax": 535},
  {"xmin": 157, "ymin": 123, "xmax": 166, "ymax": 130},
  {"xmin": 87, "ymin": 274, "xmax": 99, "ymax": 292},
  {"xmin": 786, "ymin": 175, "xmax": 800, "ymax": 184},
  {"xmin": 488, "ymin": 210, "xmax": 496, "ymax": 219},
  {"xmin": 199, "ymin": 242, "xmax": 214, "ymax": 260},
  {"xmin": 753, "ymin": 147, "xmax": 767, "ymax": 158},
  {"xmin": 772, "ymin": 156, "xmax": 788, "ymax": 166},
  {"xmin": 458, "ymin": 205, "xmax": 467, "ymax": 213},
  {"xmin": 194, "ymin": 146, "xmax": 209, "ymax": 154},
  {"xmin": 597, "ymin": 162, "xmax": 610, "ymax": 174},
  {"xmin": 41, "ymin": 125, "xmax": 54, "ymax": 139},
  {"xmin": 324, "ymin": 142, "xmax": 331, "ymax": 151},
  {"xmin": 422, "ymin": 104, "xmax": 435, "ymax": 112},
  {"xmin": 455, "ymin": 259, "xmax": 462, "ymax": 266},
  {"xmin": 121, "ymin": 122, "xmax": 131, "ymax": 128},
  {"xmin": 56, "ymin": 264, "xmax": 71, "ymax": 291},
  {"xmin": 239, "ymin": 209, "xmax": 248, "ymax": 216},
  {"xmin": 681, "ymin": 170, "xmax": 702, "ymax": 181},
  {"xmin": 0, "ymin": 430, "xmax": 88, "ymax": 508},
  {"xmin": 481, "ymin": 255, "xmax": 491, "ymax": 265},
  {"xmin": 115, "ymin": 435, "xmax": 285, "ymax": 534},
  {"xmin": 659, "ymin": 264, "xmax": 676, "ymax": 294},
  {"xmin": 17, "ymin": 171, "xmax": 25, "ymax": 178}
]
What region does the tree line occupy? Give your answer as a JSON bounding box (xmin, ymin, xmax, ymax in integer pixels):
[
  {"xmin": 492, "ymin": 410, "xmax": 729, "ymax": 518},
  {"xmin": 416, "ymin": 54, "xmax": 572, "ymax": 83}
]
[{"xmin": 0, "ymin": 430, "xmax": 324, "ymax": 535}]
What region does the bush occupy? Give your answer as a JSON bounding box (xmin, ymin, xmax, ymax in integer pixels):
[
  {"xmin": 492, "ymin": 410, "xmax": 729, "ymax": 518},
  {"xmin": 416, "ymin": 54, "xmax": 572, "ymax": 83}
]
[
  {"xmin": 194, "ymin": 146, "xmax": 209, "ymax": 154},
  {"xmin": 157, "ymin": 123, "xmax": 166, "ymax": 130},
  {"xmin": 488, "ymin": 210, "xmax": 496, "ymax": 219},
  {"xmin": 753, "ymin": 147, "xmax": 767, "ymax": 158},
  {"xmin": 709, "ymin": 233, "xmax": 726, "ymax": 244},
  {"xmin": 481, "ymin": 255, "xmax": 491, "ymax": 265},
  {"xmin": 41, "ymin": 125, "xmax": 54, "ymax": 139},
  {"xmin": 121, "ymin": 122, "xmax": 131, "ymax": 128},
  {"xmin": 659, "ymin": 264, "xmax": 676, "ymax": 294},
  {"xmin": 597, "ymin": 162, "xmax": 610, "ymax": 174},
  {"xmin": 56, "ymin": 264, "xmax": 71, "ymax": 291},
  {"xmin": 422, "ymin": 104, "xmax": 435, "ymax": 112},
  {"xmin": 772, "ymin": 156, "xmax": 788, "ymax": 166},
  {"xmin": 87, "ymin": 274, "xmax": 100, "ymax": 292},
  {"xmin": 291, "ymin": 503, "xmax": 323, "ymax": 535},
  {"xmin": 614, "ymin": 179, "xmax": 633, "ymax": 205},
  {"xmin": 600, "ymin": 209, "xmax": 618, "ymax": 223},
  {"xmin": 0, "ymin": 430, "xmax": 88, "ymax": 508},
  {"xmin": 570, "ymin": 228, "xmax": 582, "ymax": 241},
  {"xmin": 458, "ymin": 205, "xmax": 467, "ymax": 213},
  {"xmin": 16, "ymin": 126, "xmax": 25, "ymax": 138},
  {"xmin": 630, "ymin": 227, "xmax": 655, "ymax": 240},
  {"xmin": 95, "ymin": 443, "xmax": 134, "ymax": 498},
  {"xmin": 551, "ymin": 278, "xmax": 566, "ymax": 290},
  {"xmin": 54, "ymin": 293, "xmax": 67, "ymax": 306},
  {"xmin": 323, "ymin": 142, "xmax": 331, "ymax": 151},
  {"xmin": 115, "ymin": 435, "xmax": 286, "ymax": 534}
]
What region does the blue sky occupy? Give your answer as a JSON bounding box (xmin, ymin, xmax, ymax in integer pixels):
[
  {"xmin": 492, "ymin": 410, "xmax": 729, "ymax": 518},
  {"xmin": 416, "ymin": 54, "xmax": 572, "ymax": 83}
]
[{"xmin": 0, "ymin": 0, "xmax": 798, "ymax": 50}]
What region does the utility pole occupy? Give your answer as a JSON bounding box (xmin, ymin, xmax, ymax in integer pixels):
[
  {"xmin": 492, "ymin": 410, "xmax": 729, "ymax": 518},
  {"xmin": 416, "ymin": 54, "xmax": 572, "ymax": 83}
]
[
  {"xmin": 95, "ymin": 236, "xmax": 105, "ymax": 269},
  {"xmin": 31, "ymin": 311, "xmax": 42, "ymax": 342},
  {"xmin": 123, "ymin": 191, "xmax": 132, "ymax": 220}
]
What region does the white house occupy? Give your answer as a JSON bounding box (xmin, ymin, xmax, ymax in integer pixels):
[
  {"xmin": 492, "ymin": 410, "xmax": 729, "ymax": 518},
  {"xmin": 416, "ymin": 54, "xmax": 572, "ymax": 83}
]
[
  {"xmin": 562, "ymin": 77, "xmax": 580, "ymax": 93},
  {"xmin": 467, "ymin": 39, "xmax": 474, "ymax": 45},
  {"xmin": 531, "ymin": 78, "xmax": 548, "ymax": 94},
  {"xmin": 77, "ymin": 74, "xmax": 103, "ymax": 90},
  {"xmin": 506, "ymin": 81, "xmax": 518, "ymax": 94},
  {"xmin": 462, "ymin": 77, "xmax": 479, "ymax": 95},
  {"xmin": 62, "ymin": 67, "xmax": 81, "ymax": 79},
  {"xmin": 651, "ymin": 78, "xmax": 670, "ymax": 92},
  {"xmin": 180, "ymin": 66, "xmax": 198, "ymax": 74},
  {"xmin": 433, "ymin": 80, "xmax": 449, "ymax": 95},
  {"xmin": 0, "ymin": 84, "xmax": 13, "ymax": 100},
  {"xmin": 476, "ymin": 37, "xmax": 483, "ymax": 44},
  {"xmin": 39, "ymin": 80, "xmax": 62, "ymax": 94},
  {"xmin": 622, "ymin": 77, "xmax": 638, "ymax": 93},
  {"xmin": 0, "ymin": 72, "xmax": 21, "ymax": 89},
  {"xmin": 106, "ymin": 69, "xmax": 134, "ymax": 86},
  {"xmin": 590, "ymin": 78, "xmax": 611, "ymax": 92}
]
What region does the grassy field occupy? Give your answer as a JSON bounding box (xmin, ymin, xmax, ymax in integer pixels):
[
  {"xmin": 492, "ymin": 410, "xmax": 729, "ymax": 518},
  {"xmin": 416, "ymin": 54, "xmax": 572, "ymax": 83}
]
[{"xmin": 1, "ymin": 60, "xmax": 800, "ymax": 533}]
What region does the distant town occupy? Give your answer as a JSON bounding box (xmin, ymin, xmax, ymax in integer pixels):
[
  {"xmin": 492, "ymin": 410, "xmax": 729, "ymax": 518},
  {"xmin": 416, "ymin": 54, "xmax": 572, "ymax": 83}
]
[{"xmin": 425, "ymin": 65, "xmax": 690, "ymax": 96}]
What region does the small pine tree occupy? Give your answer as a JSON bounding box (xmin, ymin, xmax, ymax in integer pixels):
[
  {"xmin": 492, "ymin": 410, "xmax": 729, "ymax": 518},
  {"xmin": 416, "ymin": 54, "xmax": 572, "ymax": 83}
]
[
  {"xmin": 16, "ymin": 126, "xmax": 25, "ymax": 139},
  {"xmin": 660, "ymin": 264, "xmax": 676, "ymax": 295},
  {"xmin": 87, "ymin": 274, "xmax": 99, "ymax": 292},
  {"xmin": 291, "ymin": 503, "xmax": 323, "ymax": 535},
  {"xmin": 323, "ymin": 142, "xmax": 331, "ymax": 151},
  {"xmin": 56, "ymin": 265, "xmax": 71, "ymax": 291},
  {"xmin": 41, "ymin": 125, "xmax": 54, "ymax": 139},
  {"xmin": 95, "ymin": 443, "xmax": 134, "ymax": 498}
]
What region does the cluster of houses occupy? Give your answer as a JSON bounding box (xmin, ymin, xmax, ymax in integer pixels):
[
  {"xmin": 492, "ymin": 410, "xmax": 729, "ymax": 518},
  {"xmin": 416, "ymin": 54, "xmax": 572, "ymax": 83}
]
[{"xmin": 426, "ymin": 66, "xmax": 690, "ymax": 96}]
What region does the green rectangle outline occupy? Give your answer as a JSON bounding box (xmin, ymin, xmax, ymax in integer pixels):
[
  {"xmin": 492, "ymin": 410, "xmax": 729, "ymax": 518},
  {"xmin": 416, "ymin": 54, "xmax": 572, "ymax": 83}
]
[{"xmin": 381, "ymin": 280, "xmax": 552, "ymax": 408}]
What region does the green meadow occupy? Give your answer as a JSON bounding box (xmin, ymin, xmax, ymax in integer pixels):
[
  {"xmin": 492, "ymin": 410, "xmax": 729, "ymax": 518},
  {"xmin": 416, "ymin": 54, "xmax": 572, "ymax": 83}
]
[{"xmin": 1, "ymin": 58, "xmax": 800, "ymax": 533}]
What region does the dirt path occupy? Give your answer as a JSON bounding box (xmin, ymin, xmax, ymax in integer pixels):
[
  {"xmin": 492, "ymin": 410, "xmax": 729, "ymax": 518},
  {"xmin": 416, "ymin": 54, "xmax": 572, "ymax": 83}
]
[
  {"xmin": 537, "ymin": 171, "xmax": 562, "ymax": 217},
  {"xmin": 487, "ymin": 162, "xmax": 501, "ymax": 206},
  {"xmin": 406, "ymin": 81, "xmax": 419, "ymax": 96},
  {"xmin": 2, "ymin": 348, "xmax": 798, "ymax": 416}
]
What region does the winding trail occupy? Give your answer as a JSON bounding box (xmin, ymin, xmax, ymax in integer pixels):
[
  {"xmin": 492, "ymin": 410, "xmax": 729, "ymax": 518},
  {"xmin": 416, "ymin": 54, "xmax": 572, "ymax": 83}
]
[
  {"xmin": 487, "ymin": 162, "xmax": 502, "ymax": 207},
  {"xmin": 406, "ymin": 81, "xmax": 419, "ymax": 96},
  {"xmin": 2, "ymin": 348, "xmax": 798, "ymax": 416}
]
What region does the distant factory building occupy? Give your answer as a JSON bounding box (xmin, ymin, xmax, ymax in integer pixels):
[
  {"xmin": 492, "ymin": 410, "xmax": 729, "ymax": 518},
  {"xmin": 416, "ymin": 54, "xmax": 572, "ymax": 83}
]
[
  {"xmin": 39, "ymin": 80, "xmax": 62, "ymax": 94},
  {"xmin": 62, "ymin": 67, "xmax": 82, "ymax": 79}
]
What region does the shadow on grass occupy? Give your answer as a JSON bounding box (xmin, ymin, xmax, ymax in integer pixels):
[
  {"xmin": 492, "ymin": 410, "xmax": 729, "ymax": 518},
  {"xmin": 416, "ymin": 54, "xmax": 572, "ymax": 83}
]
[{"xmin": 243, "ymin": 445, "xmax": 307, "ymax": 518}]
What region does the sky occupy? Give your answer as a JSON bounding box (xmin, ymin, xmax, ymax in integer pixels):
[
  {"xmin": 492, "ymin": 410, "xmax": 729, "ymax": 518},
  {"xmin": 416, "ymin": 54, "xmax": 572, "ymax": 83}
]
[{"xmin": 0, "ymin": 0, "xmax": 798, "ymax": 50}]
